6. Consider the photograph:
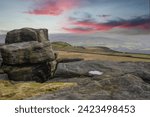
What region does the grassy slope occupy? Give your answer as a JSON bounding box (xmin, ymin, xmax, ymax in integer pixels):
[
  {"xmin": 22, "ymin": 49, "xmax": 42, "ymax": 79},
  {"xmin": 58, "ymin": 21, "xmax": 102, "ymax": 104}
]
[{"xmin": 51, "ymin": 41, "xmax": 150, "ymax": 62}]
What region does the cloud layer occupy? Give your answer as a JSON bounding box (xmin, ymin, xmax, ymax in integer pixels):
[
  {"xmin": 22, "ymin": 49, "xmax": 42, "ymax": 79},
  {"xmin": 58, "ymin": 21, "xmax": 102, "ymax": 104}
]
[{"xmin": 63, "ymin": 15, "xmax": 150, "ymax": 33}]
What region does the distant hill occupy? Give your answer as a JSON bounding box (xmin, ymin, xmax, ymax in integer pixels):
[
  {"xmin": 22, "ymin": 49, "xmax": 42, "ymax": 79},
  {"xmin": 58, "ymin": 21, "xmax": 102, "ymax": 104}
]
[
  {"xmin": 51, "ymin": 41, "xmax": 72, "ymax": 48},
  {"xmin": 51, "ymin": 41, "xmax": 120, "ymax": 54}
]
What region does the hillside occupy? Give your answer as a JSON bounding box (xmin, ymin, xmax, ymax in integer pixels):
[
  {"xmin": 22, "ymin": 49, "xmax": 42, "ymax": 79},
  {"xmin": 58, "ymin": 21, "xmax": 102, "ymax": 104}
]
[{"xmin": 52, "ymin": 41, "xmax": 150, "ymax": 62}]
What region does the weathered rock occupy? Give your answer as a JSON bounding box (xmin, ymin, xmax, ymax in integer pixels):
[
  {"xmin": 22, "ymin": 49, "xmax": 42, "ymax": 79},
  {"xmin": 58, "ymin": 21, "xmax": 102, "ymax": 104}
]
[
  {"xmin": 2, "ymin": 62, "xmax": 53, "ymax": 82},
  {"xmin": 57, "ymin": 58, "xmax": 84, "ymax": 63},
  {"xmin": 48, "ymin": 60, "xmax": 57, "ymax": 77},
  {"xmin": 55, "ymin": 61, "xmax": 110, "ymax": 77},
  {"xmin": 0, "ymin": 41, "xmax": 55, "ymax": 65},
  {"xmin": 0, "ymin": 52, "xmax": 2, "ymax": 66},
  {"xmin": 28, "ymin": 61, "xmax": 150, "ymax": 100},
  {"xmin": 0, "ymin": 74, "xmax": 8, "ymax": 80},
  {"xmin": 0, "ymin": 69, "xmax": 8, "ymax": 80},
  {"xmin": 0, "ymin": 28, "xmax": 58, "ymax": 82},
  {"xmin": 5, "ymin": 28, "xmax": 48, "ymax": 44}
]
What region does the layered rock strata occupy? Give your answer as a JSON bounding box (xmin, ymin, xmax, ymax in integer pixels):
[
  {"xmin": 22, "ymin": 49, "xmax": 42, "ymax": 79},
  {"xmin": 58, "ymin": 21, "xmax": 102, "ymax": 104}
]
[{"xmin": 0, "ymin": 28, "xmax": 57, "ymax": 82}]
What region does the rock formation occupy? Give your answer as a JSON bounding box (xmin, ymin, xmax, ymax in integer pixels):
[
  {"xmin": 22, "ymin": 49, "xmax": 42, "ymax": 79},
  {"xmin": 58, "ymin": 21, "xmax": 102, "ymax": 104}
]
[
  {"xmin": 29, "ymin": 61, "xmax": 150, "ymax": 100},
  {"xmin": 0, "ymin": 51, "xmax": 8, "ymax": 80},
  {"xmin": 5, "ymin": 28, "xmax": 48, "ymax": 44},
  {"xmin": 0, "ymin": 28, "xmax": 57, "ymax": 82}
]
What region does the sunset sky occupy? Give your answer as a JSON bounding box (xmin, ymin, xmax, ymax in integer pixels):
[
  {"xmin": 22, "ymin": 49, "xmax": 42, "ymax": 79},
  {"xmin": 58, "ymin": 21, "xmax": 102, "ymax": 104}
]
[{"xmin": 0, "ymin": 0, "xmax": 150, "ymax": 33}]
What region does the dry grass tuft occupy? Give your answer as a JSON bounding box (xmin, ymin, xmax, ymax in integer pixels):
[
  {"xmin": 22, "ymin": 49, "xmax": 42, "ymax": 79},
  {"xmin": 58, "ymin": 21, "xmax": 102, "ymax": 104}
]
[{"xmin": 0, "ymin": 80, "xmax": 77, "ymax": 100}]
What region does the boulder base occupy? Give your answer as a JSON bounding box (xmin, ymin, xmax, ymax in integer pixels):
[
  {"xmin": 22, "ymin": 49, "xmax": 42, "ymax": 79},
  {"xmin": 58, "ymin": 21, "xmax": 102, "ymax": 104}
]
[{"xmin": 2, "ymin": 62, "xmax": 54, "ymax": 82}]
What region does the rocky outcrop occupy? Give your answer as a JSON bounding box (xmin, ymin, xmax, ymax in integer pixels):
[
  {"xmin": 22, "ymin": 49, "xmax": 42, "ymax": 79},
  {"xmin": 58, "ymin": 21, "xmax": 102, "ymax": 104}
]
[
  {"xmin": 28, "ymin": 61, "xmax": 150, "ymax": 100},
  {"xmin": 5, "ymin": 28, "xmax": 48, "ymax": 44},
  {"xmin": 0, "ymin": 28, "xmax": 57, "ymax": 82}
]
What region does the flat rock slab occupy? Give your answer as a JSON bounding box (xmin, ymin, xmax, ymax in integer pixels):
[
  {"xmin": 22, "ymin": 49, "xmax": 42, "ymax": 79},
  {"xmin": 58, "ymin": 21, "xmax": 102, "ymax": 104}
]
[
  {"xmin": 0, "ymin": 41, "xmax": 55, "ymax": 65},
  {"xmin": 27, "ymin": 61, "xmax": 150, "ymax": 100},
  {"xmin": 55, "ymin": 61, "xmax": 111, "ymax": 77},
  {"xmin": 5, "ymin": 28, "xmax": 49, "ymax": 44}
]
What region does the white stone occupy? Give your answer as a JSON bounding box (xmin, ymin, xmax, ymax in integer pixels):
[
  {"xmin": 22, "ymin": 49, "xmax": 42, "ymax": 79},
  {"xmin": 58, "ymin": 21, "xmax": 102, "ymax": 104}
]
[{"xmin": 88, "ymin": 71, "xmax": 103, "ymax": 76}]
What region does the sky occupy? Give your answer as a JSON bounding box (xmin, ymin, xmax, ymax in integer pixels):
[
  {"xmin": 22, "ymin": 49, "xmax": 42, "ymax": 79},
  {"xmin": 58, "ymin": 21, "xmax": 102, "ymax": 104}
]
[{"xmin": 0, "ymin": 0, "xmax": 150, "ymax": 34}]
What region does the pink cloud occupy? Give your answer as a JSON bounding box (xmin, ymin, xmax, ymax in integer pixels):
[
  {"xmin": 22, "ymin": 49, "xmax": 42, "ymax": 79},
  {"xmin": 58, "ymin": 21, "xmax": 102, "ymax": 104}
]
[
  {"xmin": 118, "ymin": 22, "xmax": 150, "ymax": 30},
  {"xmin": 72, "ymin": 21, "xmax": 114, "ymax": 30},
  {"xmin": 63, "ymin": 27, "xmax": 95, "ymax": 34},
  {"xmin": 63, "ymin": 15, "xmax": 150, "ymax": 33},
  {"xmin": 26, "ymin": 0, "xmax": 79, "ymax": 15}
]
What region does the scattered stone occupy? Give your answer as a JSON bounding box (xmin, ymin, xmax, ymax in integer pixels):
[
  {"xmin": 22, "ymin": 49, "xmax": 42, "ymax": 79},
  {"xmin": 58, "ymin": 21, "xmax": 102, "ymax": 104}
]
[{"xmin": 5, "ymin": 28, "xmax": 48, "ymax": 44}]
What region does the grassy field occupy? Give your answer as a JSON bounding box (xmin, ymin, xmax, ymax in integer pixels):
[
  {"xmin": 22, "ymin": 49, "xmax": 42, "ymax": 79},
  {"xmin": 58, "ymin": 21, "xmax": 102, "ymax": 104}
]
[{"xmin": 52, "ymin": 41, "xmax": 150, "ymax": 62}]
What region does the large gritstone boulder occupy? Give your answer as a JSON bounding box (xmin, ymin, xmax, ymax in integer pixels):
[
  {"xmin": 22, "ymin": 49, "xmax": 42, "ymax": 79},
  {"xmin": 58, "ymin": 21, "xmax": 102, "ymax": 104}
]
[
  {"xmin": 0, "ymin": 41, "xmax": 55, "ymax": 65},
  {"xmin": 5, "ymin": 28, "xmax": 48, "ymax": 44}
]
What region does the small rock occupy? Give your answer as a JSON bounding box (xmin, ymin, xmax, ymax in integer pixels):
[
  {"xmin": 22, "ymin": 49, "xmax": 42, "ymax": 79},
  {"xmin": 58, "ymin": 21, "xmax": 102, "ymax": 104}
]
[{"xmin": 88, "ymin": 71, "xmax": 103, "ymax": 76}]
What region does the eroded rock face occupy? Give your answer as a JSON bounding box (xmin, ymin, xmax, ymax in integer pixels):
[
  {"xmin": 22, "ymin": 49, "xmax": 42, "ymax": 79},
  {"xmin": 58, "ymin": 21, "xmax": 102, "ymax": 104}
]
[
  {"xmin": 0, "ymin": 41, "xmax": 55, "ymax": 65},
  {"xmin": 5, "ymin": 28, "xmax": 48, "ymax": 44}
]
